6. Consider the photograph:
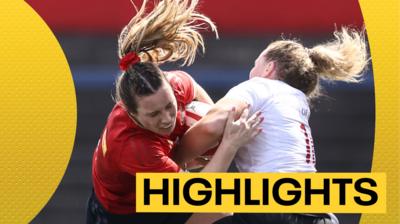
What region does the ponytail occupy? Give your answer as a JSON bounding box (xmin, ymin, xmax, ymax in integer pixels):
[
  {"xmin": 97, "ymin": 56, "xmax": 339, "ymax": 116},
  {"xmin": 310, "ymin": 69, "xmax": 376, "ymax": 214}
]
[
  {"xmin": 309, "ymin": 27, "xmax": 368, "ymax": 83},
  {"xmin": 118, "ymin": 0, "xmax": 218, "ymax": 66},
  {"xmin": 115, "ymin": 0, "xmax": 217, "ymax": 113},
  {"xmin": 264, "ymin": 27, "xmax": 369, "ymax": 99}
]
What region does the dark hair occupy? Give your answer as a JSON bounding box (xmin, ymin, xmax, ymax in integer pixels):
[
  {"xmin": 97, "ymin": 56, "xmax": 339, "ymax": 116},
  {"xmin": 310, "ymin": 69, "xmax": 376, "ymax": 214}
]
[
  {"xmin": 114, "ymin": 0, "xmax": 218, "ymax": 114},
  {"xmin": 115, "ymin": 62, "xmax": 165, "ymax": 114}
]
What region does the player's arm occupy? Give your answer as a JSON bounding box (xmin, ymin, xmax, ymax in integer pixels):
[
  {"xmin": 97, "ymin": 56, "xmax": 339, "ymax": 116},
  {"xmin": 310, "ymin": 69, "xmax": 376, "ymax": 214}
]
[
  {"xmin": 173, "ymin": 97, "xmax": 249, "ymax": 167},
  {"xmin": 178, "ymin": 105, "xmax": 262, "ymax": 173},
  {"xmin": 201, "ymin": 106, "xmax": 262, "ymax": 172}
]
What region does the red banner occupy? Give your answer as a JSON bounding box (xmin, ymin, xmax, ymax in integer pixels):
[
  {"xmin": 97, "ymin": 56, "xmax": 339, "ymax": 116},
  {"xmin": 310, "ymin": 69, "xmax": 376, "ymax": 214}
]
[{"xmin": 27, "ymin": 0, "xmax": 363, "ymax": 35}]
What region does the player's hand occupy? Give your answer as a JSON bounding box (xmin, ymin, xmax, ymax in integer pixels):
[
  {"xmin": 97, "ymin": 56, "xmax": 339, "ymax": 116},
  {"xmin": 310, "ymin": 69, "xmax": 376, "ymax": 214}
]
[
  {"xmin": 185, "ymin": 156, "xmax": 212, "ymax": 171},
  {"xmin": 220, "ymin": 106, "xmax": 263, "ymax": 150}
]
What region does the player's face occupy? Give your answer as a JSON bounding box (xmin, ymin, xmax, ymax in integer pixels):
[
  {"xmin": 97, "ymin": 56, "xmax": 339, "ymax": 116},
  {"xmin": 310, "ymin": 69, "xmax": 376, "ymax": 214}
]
[
  {"xmin": 249, "ymin": 49, "xmax": 269, "ymax": 79},
  {"xmin": 134, "ymin": 80, "xmax": 178, "ymax": 136}
]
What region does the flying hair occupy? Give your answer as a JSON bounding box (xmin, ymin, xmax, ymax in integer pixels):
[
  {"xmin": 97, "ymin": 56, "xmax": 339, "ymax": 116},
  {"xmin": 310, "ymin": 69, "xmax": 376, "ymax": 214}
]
[
  {"xmin": 264, "ymin": 27, "xmax": 369, "ymax": 99},
  {"xmin": 118, "ymin": 0, "xmax": 218, "ymax": 66},
  {"xmin": 309, "ymin": 27, "xmax": 368, "ymax": 83}
]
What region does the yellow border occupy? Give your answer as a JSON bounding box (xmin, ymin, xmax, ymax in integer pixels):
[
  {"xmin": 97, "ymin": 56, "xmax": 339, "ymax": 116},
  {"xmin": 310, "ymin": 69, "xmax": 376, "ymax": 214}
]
[
  {"xmin": 0, "ymin": 1, "xmax": 76, "ymax": 223},
  {"xmin": 1, "ymin": 0, "xmax": 398, "ymax": 223},
  {"xmin": 359, "ymin": 1, "xmax": 400, "ymax": 223}
]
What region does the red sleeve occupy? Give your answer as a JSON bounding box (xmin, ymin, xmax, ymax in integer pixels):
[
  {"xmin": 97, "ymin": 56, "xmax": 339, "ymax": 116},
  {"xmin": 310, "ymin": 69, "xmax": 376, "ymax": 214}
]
[
  {"xmin": 165, "ymin": 70, "xmax": 195, "ymax": 105},
  {"xmin": 118, "ymin": 134, "xmax": 180, "ymax": 174}
]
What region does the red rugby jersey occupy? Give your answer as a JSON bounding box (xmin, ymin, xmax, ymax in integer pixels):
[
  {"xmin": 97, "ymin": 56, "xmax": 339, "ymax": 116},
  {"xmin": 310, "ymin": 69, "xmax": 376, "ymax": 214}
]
[{"xmin": 92, "ymin": 70, "xmax": 194, "ymax": 214}]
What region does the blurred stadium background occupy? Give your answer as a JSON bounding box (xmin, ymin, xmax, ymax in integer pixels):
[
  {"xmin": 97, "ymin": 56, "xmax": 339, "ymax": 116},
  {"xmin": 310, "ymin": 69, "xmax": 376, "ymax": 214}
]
[{"xmin": 27, "ymin": 0, "xmax": 374, "ymax": 223}]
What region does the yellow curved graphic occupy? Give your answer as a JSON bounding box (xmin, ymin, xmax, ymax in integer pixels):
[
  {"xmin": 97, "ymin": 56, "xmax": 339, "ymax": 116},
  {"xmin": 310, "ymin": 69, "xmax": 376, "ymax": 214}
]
[
  {"xmin": 359, "ymin": 0, "xmax": 399, "ymax": 223},
  {"xmin": 0, "ymin": 1, "xmax": 76, "ymax": 223}
]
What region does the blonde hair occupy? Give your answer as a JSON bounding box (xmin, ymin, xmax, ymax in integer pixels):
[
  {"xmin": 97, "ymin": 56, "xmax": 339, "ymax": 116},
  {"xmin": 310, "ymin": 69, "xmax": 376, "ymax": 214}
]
[
  {"xmin": 264, "ymin": 27, "xmax": 369, "ymax": 99},
  {"xmin": 118, "ymin": 0, "xmax": 218, "ymax": 66}
]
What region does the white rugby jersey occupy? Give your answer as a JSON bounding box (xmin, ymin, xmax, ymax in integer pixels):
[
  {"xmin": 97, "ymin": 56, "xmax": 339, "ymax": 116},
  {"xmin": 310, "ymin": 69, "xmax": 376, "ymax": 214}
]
[{"xmin": 225, "ymin": 77, "xmax": 316, "ymax": 173}]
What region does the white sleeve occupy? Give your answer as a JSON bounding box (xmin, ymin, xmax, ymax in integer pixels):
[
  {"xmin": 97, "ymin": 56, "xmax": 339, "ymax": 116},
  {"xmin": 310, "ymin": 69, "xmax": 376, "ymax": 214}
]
[{"xmin": 224, "ymin": 79, "xmax": 270, "ymax": 114}]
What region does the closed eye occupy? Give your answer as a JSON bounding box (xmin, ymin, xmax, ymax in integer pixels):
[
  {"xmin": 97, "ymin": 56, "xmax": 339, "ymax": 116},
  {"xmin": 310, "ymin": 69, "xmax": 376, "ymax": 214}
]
[
  {"xmin": 147, "ymin": 103, "xmax": 173, "ymax": 117},
  {"xmin": 148, "ymin": 111, "xmax": 160, "ymax": 117},
  {"xmin": 165, "ymin": 103, "xmax": 173, "ymax": 110}
]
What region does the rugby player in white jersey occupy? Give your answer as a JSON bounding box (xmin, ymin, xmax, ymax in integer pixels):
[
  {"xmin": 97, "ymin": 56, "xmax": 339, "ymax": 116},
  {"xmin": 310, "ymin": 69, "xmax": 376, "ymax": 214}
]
[{"xmin": 174, "ymin": 27, "xmax": 369, "ymax": 224}]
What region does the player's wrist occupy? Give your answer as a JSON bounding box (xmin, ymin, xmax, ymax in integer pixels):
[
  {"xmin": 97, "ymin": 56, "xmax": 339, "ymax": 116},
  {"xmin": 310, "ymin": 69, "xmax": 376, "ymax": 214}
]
[{"xmin": 218, "ymin": 141, "xmax": 239, "ymax": 156}]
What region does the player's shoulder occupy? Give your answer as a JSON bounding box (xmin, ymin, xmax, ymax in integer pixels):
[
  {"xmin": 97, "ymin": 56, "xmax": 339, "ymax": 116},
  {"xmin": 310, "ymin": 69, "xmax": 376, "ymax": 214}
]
[
  {"xmin": 231, "ymin": 77, "xmax": 274, "ymax": 95},
  {"xmin": 251, "ymin": 77, "xmax": 284, "ymax": 88},
  {"xmin": 239, "ymin": 77, "xmax": 273, "ymax": 87},
  {"xmin": 164, "ymin": 70, "xmax": 193, "ymax": 83},
  {"xmin": 260, "ymin": 79, "xmax": 305, "ymax": 96},
  {"xmin": 105, "ymin": 103, "xmax": 148, "ymax": 139},
  {"xmin": 107, "ymin": 103, "xmax": 133, "ymax": 126},
  {"xmin": 164, "ymin": 70, "xmax": 195, "ymax": 104}
]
